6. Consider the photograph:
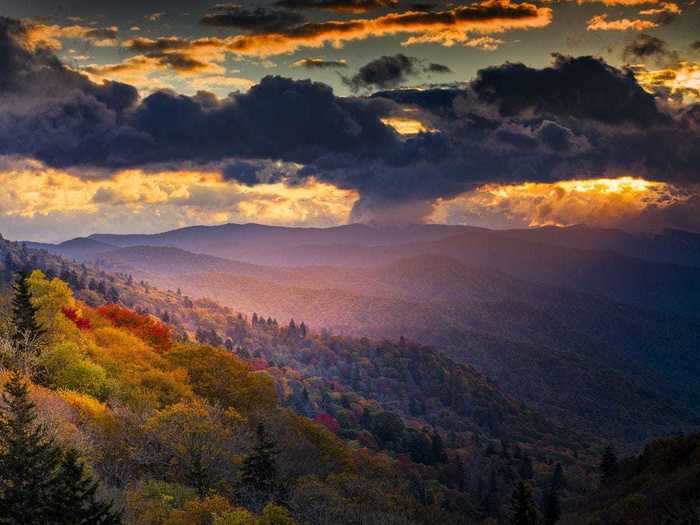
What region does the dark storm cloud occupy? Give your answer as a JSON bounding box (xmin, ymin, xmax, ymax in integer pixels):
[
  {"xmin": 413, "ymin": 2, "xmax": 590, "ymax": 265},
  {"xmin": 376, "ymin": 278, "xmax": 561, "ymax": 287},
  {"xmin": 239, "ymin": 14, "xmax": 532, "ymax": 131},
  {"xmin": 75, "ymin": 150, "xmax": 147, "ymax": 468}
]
[
  {"xmin": 274, "ymin": 0, "xmax": 398, "ymax": 13},
  {"xmin": 343, "ymin": 54, "xmax": 451, "ymax": 92},
  {"xmin": 294, "ymin": 57, "xmax": 348, "ymax": 69},
  {"xmin": 471, "ymin": 53, "xmax": 665, "ymax": 126},
  {"xmin": 427, "ymin": 63, "xmax": 452, "ymax": 74},
  {"xmin": 1, "ymin": 16, "xmax": 699, "ymax": 223},
  {"xmin": 623, "ymin": 34, "xmax": 678, "ymax": 65},
  {"xmin": 690, "ymin": 41, "xmax": 700, "ymax": 51},
  {"xmin": 344, "ymin": 54, "xmax": 419, "ymax": 91},
  {"xmin": 200, "ymin": 6, "xmax": 306, "ymax": 33}
]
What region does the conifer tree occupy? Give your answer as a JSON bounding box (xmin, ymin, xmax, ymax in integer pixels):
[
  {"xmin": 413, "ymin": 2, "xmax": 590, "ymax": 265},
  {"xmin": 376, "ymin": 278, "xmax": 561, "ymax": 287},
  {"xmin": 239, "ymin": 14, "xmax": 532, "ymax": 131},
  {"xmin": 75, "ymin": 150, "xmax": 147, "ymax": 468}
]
[
  {"xmin": 240, "ymin": 423, "xmax": 280, "ymax": 508},
  {"xmin": 0, "ymin": 371, "xmax": 62, "ymax": 523},
  {"xmin": 11, "ymin": 272, "xmax": 44, "ymax": 350},
  {"xmin": 600, "ymin": 446, "xmax": 619, "ymax": 485},
  {"xmin": 542, "ymin": 487, "xmax": 560, "ymax": 525},
  {"xmin": 510, "ymin": 481, "xmax": 539, "ymax": 525},
  {"xmin": 49, "ymin": 448, "xmax": 121, "ymax": 525}
]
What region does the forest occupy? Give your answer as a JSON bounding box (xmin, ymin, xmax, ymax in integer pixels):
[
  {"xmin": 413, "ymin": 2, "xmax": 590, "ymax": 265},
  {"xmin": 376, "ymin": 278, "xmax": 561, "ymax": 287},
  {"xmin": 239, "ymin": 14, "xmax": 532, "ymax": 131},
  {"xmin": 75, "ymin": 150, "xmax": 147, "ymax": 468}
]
[{"xmin": 1, "ymin": 231, "xmax": 698, "ymax": 524}]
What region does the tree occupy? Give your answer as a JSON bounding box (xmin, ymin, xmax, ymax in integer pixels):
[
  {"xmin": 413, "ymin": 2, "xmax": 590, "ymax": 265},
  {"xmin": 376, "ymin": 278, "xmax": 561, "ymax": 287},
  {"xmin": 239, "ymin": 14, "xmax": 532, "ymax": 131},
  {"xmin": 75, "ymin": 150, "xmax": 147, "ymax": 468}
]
[
  {"xmin": 431, "ymin": 430, "xmax": 447, "ymax": 464},
  {"xmin": 0, "ymin": 371, "xmax": 62, "ymax": 523},
  {"xmin": 239, "ymin": 423, "xmax": 280, "ymax": 509},
  {"xmin": 49, "ymin": 448, "xmax": 121, "ymax": 524},
  {"xmin": 11, "ymin": 272, "xmax": 44, "ymax": 350},
  {"xmin": 600, "ymin": 445, "xmax": 618, "ymax": 485},
  {"xmin": 519, "ymin": 452, "xmax": 534, "ymax": 480},
  {"xmin": 542, "ymin": 487, "xmax": 560, "ymax": 525},
  {"xmin": 510, "ymin": 481, "xmax": 539, "ymax": 525}
]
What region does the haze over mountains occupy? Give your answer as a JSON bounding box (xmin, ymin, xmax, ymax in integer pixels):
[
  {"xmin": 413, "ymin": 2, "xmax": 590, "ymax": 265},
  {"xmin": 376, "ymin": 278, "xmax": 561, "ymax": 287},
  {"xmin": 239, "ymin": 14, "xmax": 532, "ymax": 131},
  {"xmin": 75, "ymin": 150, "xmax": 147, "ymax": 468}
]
[{"xmin": 24, "ymin": 223, "xmax": 700, "ymax": 443}]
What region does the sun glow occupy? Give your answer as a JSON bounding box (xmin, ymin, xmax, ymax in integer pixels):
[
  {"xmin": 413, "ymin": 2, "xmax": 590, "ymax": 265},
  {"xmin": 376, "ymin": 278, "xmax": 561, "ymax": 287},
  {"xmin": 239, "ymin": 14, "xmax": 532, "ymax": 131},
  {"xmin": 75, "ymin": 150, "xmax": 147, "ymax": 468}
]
[
  {"xmin": 381, "ymin": 117, "xmax": 435, "ymax": 135},
  {"xmin": 430, "ymin": 176, "xmax": 687, "ymax": 229}
]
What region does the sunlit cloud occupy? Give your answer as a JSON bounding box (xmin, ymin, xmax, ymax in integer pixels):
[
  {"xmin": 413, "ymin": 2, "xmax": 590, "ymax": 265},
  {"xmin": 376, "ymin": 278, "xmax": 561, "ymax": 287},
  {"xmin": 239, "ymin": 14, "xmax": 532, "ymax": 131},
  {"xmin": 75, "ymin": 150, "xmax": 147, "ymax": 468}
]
[
  {"xmin": 23, "ymin": 22, "xmax": 119, "ymax": 49},
  {"xmin": 380, "ymin": 117, "xmax": 436, "ymax": 135},
  {"xmin": 586, "ymin": 14, "xmax": 657, "ymax": 31},
  {"xmin": 429, "ymin": 176, "xmax": 691, "ymax": 230},
  {"xmin": 631, "ymin": 61, "xmax": 700, "ymax": 103},
  {"xmin": 0, "ymin": 158, "xmax": 356, "ymax": 242}
]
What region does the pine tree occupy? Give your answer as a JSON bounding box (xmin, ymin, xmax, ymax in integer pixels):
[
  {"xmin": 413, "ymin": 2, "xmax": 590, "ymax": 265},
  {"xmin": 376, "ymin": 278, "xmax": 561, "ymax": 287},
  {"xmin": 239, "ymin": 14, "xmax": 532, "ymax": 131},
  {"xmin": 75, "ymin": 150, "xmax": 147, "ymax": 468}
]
[
  {"xmin": 49, "ymin": 448, "xmax": 121, "ymax": 525},
  {"xmin": 431, "ymin": 430, "xmax": 447, "ymax": 463},
  {"xmin": 11, "ymin": 272, "xmax": 44, "ymax": 350},
  {"xmin": 600, "ymin": 445, "xmax": 618, "ymax": 485},
  {"xmin": 510, "ymin": 481, "xmax": 539, "ymax": 525},
  {"xmin": 542, "ymin": 487, "xmax": 560, "ymax": 525},
  {"xmin": 0, "ymin": 371, "xmax": 62, "ymax": 523},
  {"xmin": 240, "ymin": 423, "xmax": 280, "ymax": 508}
]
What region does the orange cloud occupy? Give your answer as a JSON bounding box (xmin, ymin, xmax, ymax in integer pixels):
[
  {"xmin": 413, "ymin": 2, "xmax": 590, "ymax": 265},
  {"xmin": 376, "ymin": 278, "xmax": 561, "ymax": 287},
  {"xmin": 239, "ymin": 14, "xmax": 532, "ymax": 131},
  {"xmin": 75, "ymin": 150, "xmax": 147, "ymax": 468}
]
[
  {"xmin": 225, "ymin": 1, "xmax": 552, "ymax": 56},
  {"xmin": 632, "ymin": 61, "xmax": 700, "ymax": 103},
  {"xmin": 576, "ymin": 0, "xmax": 661, "ymax": 5},
  {"xmin": 586, "ymin": 14, "xmax": 657, "ymax": 30},
  {"xmin": 429, "ymin": 177, "xmax": 689, "ymax": 229},
  {"xmin": 0, "ymin": 158, "xmax": 355, "ymax": 240},
  {"xmin": 24, "ymin": 23, "xmax": 119, "ymax": 49}
]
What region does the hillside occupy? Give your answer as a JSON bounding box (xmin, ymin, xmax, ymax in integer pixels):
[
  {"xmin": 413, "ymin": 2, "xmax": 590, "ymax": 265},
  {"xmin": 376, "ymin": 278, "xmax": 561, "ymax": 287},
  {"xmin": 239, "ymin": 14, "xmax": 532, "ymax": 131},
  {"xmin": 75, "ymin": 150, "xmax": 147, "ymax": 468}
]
[
  {"xmin": 81, "ymin": 243, "xmax": 700, "ymax": 443},
  {"xmin": 0, "ymin": 235, "xmax": 601, "ymax": 524}
]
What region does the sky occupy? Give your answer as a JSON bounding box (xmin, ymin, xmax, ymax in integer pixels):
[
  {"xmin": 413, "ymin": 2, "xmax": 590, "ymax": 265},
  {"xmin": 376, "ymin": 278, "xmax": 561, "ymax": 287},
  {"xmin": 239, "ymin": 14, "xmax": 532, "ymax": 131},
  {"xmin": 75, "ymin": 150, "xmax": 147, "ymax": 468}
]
[{"xmin": 0, "ymin": 0, "xmax": 699, "ymax": 241}]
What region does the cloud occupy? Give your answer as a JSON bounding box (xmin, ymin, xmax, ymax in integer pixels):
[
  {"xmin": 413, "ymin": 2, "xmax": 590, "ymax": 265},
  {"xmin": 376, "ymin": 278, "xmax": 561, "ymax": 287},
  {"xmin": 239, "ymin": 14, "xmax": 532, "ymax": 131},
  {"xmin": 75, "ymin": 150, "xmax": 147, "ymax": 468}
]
[
  {"xmin": 2, "ymin": 16, "xmax": 700, "ymax": 227},
  {"xmin": 200, "ymin": 6, "xmax": 307, "ymax": 33},
  {"xmin": 146, "ymin": 12, "xmax": 165, "ymax": 22},
  {"xmin": 223, "ymin": 1, "xmax": 553, "ymax": 57},
  {"xmin": 24, "ymin": 22, "xmax": 119, "ymax": 49},
  {"xmin": 587, "ymin": 14, "xmax": 658, "ymax": 31},
  {"xmin": 623, "ymin": 33, "xmax": 678, "ymax": 65},
  {"xmin": 631, "ymin": 61, "xmax": 700, "ymax": 103},
  {"xmin": 427, "ymin": 63, "xmax": 453, "ymax": 74},
  {"xmin": 0, "ymin": 158, "xmax": 355, "ymax": 241},
  {"xmin": 343, "ymin": 54, "xmax": 419, "ymax": 91},
  {"xmin": 293, "ymin": 57, "xmax": 348, "ymax": 68},
  {"xmin": 428, "ymin": 176, "xmax": 694, "ymax": 232},
  {"xmin": 274, "ymin": 0, "xmax": 399, "ymax": 13},
  {"xmin": 343, "ymin": 54, "xmax": 454, "ymax": 91}
]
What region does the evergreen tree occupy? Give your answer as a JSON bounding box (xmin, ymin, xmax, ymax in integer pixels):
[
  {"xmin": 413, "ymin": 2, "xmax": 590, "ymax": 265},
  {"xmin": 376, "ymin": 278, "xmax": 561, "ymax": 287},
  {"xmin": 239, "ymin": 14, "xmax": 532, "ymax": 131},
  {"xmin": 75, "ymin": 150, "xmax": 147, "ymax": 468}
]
[
  {"xmin": 600, "ymin": 445, "xmax": 619, "ymax": 485},
  {"xmin": 519, "ymin": 452, "xmax": 534, "ymax": 480},
  {"xmin": 0, "ymin": 371, "xmax": 62, "ymax": 523},
  {"xmin": 240, "ymin": 423, "xmax": 280, "ymax": 508},
  {"xmin": 11, "ymin": 272, "xmax": 44, "ymax": 350},
  {"xmin": 49, "ymin": 448, "xmax": 121, "ymax": 525},
  {"xmin": 542, "ymin": 487, "xmax": 560, "ymax": 525},
  {"xmin": 510, "ymin": 481, "xmax": 539, "ymax": 525},
  {"xmin": 431, "ymin": 430, "xmax": 447, "ymax": 463}
]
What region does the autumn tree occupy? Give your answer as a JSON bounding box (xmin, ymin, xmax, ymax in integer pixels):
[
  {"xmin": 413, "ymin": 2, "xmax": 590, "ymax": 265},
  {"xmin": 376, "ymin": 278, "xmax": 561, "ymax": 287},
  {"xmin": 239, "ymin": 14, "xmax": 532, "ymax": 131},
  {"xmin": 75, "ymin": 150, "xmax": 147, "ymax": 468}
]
[{"xmin": 510, "ymin": 481, "xmax": 539, "ymax": 525}]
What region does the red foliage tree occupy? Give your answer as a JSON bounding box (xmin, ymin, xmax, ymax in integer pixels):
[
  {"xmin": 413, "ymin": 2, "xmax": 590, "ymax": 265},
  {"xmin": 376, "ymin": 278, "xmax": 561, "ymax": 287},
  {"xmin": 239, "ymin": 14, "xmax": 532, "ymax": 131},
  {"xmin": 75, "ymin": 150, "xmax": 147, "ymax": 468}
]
[
  {"xmin": 314, "ymin": 413, "xmax": 340, "ymax": 434},
  {"xmin": 61, "ymin": 306, "xmax": 92, "ymax": 331},
  {"xmin": 97, "ymin": 304, "xmax": 172, "ymax": 353}
]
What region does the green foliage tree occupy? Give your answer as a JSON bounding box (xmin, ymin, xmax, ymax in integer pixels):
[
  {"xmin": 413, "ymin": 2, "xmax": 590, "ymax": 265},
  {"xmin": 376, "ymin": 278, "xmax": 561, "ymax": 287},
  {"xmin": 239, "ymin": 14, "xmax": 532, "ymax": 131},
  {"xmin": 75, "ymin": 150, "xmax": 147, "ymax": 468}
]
[
  {"xmin": 0, "ymin": 372, "xmax": 119, "ymax": 524},
  {"xmin": 49, "ymin": 448, "xmax": 121, "ymax": 524},
  {"xmin": 510, "ymin": 481, "xmax": 539, "ymax": 525},
  {"xmin": 11, "ymin": 272, "xmax": 44, "ymax": 350},
  {"xmin": 0, "ymin": 371, "xmax": 63, "ymax": 523},
  {"xmin": 240, "ymin": 423, "xmax": 280, "ymax": 509}
]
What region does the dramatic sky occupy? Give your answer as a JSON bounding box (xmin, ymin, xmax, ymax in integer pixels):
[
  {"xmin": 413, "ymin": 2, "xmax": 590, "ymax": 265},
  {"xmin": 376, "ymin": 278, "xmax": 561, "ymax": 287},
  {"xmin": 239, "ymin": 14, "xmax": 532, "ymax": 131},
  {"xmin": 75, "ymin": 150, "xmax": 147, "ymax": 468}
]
[{"xmin": 0, "ymin": 0, "xmax": 699, "ymax": 241}]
